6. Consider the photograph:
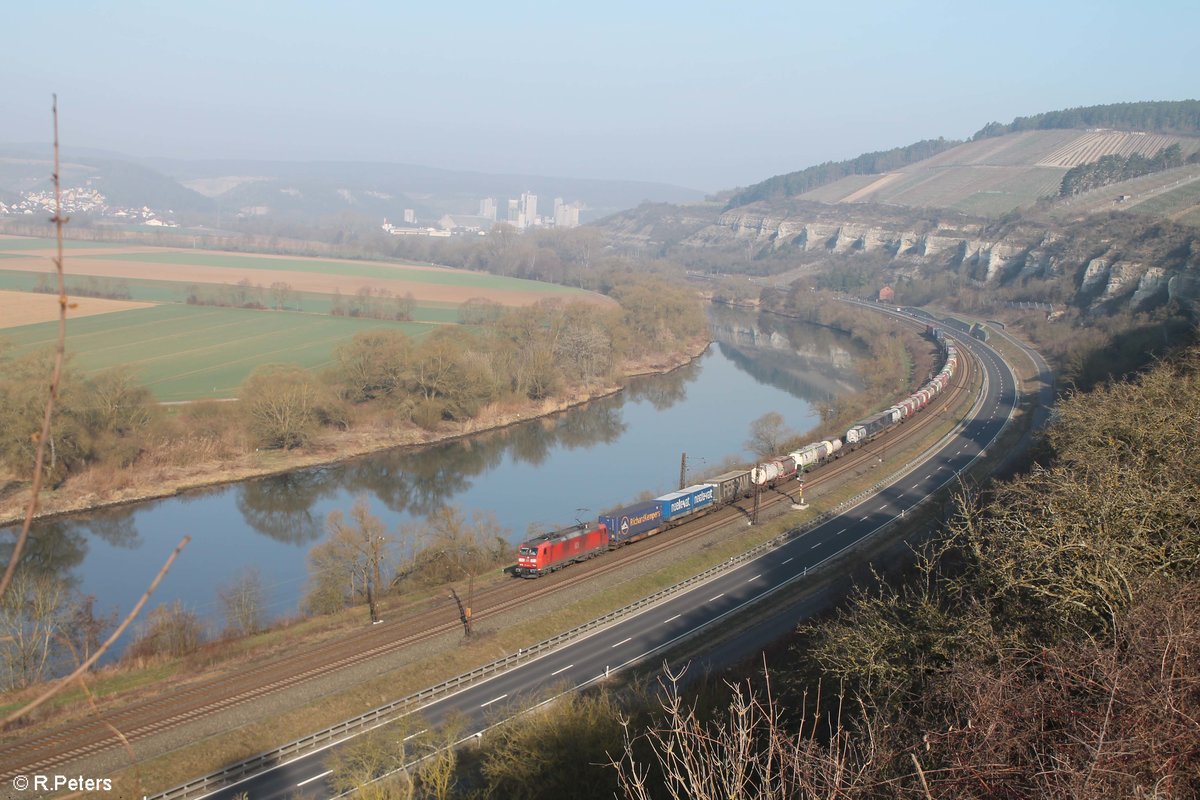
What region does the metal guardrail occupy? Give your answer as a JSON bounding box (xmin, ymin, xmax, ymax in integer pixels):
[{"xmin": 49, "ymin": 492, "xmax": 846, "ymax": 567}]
[{"xmin": 152, "ymin": 324, "xmax": 999, "ymax": 800}]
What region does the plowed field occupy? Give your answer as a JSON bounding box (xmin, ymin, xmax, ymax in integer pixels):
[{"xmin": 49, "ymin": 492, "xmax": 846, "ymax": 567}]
[{"xmin": 0, "ymin": 289, "xmax": 153, "ymax": 329}]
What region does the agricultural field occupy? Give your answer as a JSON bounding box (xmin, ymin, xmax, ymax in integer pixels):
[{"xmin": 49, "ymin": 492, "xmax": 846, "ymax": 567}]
[
  {"xmin": 0, "ymin": 237, "xmax": 601, "ymax": 307},
  {"xmin": 0, "ymin": 289, "xmax": 154, "ymax": 328},
  {"xmin": 0, "ymin": 269, "xmax": 463, "ymax": 322},
  {"xmin": 1, "ymin": 304, "xmax": 432, "ymax": 401},
  {"xmin": 1047, "ymin": 166, "xmax": 1200, "ymax": 221},
  {"xmin": 0, "ymin": 237, "xmax": 606, "ymax": 400},
  {"xmin": 1128, "ymin": 176, "xmax": 1200, "ymax": 222},
  {"xmin": 1035, "ymin": 130, "xmax": 1199, "ymax": 168}
]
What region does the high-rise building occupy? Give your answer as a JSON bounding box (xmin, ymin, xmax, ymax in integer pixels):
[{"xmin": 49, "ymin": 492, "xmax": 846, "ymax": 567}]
[
  {"xmin": 507, "ymin": 198, "xmax": 519, "ymax": 224},
  {"xmin": 554, "ymin": 201, "xmax": 581, "ymax": 229},
  {"xmin": 479, "ymin": 198, "xmax": 497, "ymax": 221},
  {"xmin": 519, "ymin": 191, "xmax": 538, "ymax": 228},
  {"xmin": 403, "ymin": 208, "xmax": 415, "ymax": 224}
]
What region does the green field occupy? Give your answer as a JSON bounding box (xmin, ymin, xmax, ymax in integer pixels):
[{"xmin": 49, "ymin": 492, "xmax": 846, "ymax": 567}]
[
  {"xmin": 1128, "ymin": 178, "xmax": 1200, "ymax": 221},
  {"xmin": 2, "ymin": 305, "xmax": 433, "ymax": 401},
  {"xmin": 0, "ymin": 269, "xmax": 463, "ymax": 322},
  {"xmin": 77, "ymin": 250, "xmax": 585, "ymax": 295}
]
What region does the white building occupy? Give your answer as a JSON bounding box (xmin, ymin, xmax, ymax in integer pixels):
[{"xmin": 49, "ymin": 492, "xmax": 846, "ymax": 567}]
[
  {"xmin": 403, "ymin": 208, "xmax": 415, "ymax": 224},
  {"xmin": 479, "ymin": 197, "xmax": 497, "ymax": 221},
  {"xmin": 519, "ymin": 191, "xmax": 537, "ymax": 228},
  {"xmin": 553, "ymin": 198, "xmax": 582, "ymax": 229}
]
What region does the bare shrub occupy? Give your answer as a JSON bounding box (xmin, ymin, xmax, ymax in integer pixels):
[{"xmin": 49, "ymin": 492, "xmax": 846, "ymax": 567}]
[{"xmin": 125, "ymin": 600, "xmax": 206, "ymax": 661}]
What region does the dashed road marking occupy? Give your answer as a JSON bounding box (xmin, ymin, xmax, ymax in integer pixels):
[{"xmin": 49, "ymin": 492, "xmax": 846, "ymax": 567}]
[
  {"xmin": 663, "ymin": 614, "xmax": 681, "ymax": 624},
  {"xmin": 611, "ymin": 637, "xmax": 632, "ymax": 648},
  {"xmin": 480, "ymin": 694, "xmax": 508, "ymax": 707},
  {"xmin": 709, "ymin": 593, "xmax": 725, "ymax": 602},
  {"xmin": 551, "ymin": 664, "xmax": 573, "ymax": 677}
]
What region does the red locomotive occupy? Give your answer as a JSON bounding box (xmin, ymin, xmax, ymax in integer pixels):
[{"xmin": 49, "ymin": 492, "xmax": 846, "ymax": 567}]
[{"xmin": 515, "ymin": 523, "xmax": 610, "ymax": 577}]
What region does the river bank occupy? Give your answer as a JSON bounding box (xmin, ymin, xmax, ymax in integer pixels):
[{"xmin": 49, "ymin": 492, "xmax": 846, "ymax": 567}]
[{"xmin": 0, "ymin": 337, "xmax": 712, "ymax": 529}]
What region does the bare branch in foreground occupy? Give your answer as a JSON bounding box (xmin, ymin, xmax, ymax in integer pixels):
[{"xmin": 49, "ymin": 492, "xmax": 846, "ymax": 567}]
[
  {"xmin": 0, "ymin": 94, "xmax": 70, "ymax": 599},
  {"xmin": 4, "ymin": 535, "xmax": 191, "ymax": 725}
]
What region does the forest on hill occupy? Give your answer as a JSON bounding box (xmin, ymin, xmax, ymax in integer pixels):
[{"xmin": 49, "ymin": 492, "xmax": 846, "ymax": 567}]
[
  {"xmin": 973, "ymin": 99, "xmax": 1200, "ymax": 139},
  {"xmin": 725, "ymin": 138, "xmax": 961, "ymax": 208}
]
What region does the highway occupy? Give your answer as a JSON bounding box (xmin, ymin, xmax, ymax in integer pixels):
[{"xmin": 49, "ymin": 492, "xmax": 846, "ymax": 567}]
[{"xmin": 198, "ymin": 313, "xmax": 1020, "ymax": 800}]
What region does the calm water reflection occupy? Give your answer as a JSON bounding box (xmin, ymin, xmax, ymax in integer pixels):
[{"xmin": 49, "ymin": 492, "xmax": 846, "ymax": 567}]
[{"xmin": 1, "ymin": 307, "xmax": 865, "ymax": 644}]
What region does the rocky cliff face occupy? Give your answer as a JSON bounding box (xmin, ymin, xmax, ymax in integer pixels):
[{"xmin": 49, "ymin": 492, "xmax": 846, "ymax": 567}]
[{"xmin": 665, "ymin": 203, "xmax": 1200, "ymax": 315}]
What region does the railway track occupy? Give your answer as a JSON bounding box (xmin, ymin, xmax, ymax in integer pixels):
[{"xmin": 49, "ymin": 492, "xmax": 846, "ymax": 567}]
[{"xmin": 0, "ymin": 331, "xmax": 974, "ymax": 782}]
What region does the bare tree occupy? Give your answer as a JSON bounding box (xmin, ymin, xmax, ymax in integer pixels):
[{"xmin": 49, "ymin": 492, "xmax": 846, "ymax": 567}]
[
  {"xmin": 240, "ymin": 363, "xmax": 322, "ymax": 449},
  {"xmin": 745, "ymin": 411, "xmax": 793, "ymax": 460},
  {"xmin": 0, "ymin": 572, "xmax": 68, "ymax": 690},
  {"xmin": 218, "ymin": 567, "xmax": 265, "ymax": 637},
  {"xmin": 308, "ymin": 498, "xmax": 391, "ymax": 621}
]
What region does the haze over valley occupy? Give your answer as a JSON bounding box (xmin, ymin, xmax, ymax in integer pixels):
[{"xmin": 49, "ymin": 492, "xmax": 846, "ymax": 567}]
[{"xmin": 1, "ymin": 3, "xmax": 1198, "ymax": 799}]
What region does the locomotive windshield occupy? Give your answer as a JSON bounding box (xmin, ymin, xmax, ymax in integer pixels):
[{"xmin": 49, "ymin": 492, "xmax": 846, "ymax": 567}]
[{"xmin": 518, "ymin": 546, "xmax": 534, "ymax": 556}]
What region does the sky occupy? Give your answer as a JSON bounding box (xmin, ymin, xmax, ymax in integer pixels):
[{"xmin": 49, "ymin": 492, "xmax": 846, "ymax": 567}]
[{"xmin": 3, "ymin": 0, "xmax": 1197, "ymax": 191}]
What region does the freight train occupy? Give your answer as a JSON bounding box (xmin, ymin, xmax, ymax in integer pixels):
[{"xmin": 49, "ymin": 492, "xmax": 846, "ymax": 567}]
[{"xmin": 514, "ymin": 327, "xmax": 958, "ymax": 577}]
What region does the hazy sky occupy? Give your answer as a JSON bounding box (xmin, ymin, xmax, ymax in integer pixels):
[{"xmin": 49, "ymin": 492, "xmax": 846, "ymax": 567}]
[{"xmin": 4, "ymin": 1, "xmax": 1196, "ymax": 190}]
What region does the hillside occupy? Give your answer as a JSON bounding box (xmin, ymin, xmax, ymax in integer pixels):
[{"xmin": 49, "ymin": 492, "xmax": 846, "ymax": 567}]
[{"xmin": 767, "ymin": 129, "xmax": 1200, "ymax": 216}]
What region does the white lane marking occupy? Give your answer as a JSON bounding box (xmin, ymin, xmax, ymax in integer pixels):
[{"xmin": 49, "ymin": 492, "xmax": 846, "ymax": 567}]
[
  {"xmin": 298, "ymin": 770, "xmax": 333, "ymax": 787},
  {"xmin": 746, "ymin": 574, "xmax": 761, "ymax": 582},
  {"xmin": 551, "ymin": 664, "xmax": 573, "ymax": 677},
  {"xmin": 879, "ymin": 504, "xmax": 888, "ymax": 511},
  {"xmin": 403, "ymin": 729, "xmax": 428, "ymax": 742},
  {"xmin": 836, "ymin": 528, "xmax": 847, "ymax": 535},
  {"xmin": 781, "ymin": 557, "xmax": 793, "ymax": 565},
  {"xmin": 911, "ymin": 483, "xmax": 921, "ymax": 490},
  {"xmin": 612, "ymin": 637, "xmax": 632, "ymax": 648},
  {"xmin": 925, "ymin": 474, "xmax": 932, "ymax": 479},
  {"xmin": 811, "ymin": 541, "xmax": 822, "ymax": 549},
  {"xmin": 709, "ymin": 593, "xmax": 725, "ymax": 602},
  {"xmin": 663, "ymin": 614, "xmax": 681, "ymax": 624},
  {"xmin": 480, "ymin": 694, "xmax": 508, "ymax": 707}
]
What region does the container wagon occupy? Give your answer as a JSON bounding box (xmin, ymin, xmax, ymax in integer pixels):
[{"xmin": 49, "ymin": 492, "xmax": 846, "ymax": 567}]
[
  {"xmin": 655, "ymin": 484, "xmax": 716, "ymax": 522},
  {"xmin": 599, "ymin": 501, "xmax": 665, "ymax": 546},
  {"xmin": 707, "ymin": 469, "xmax": 753, "ymax": 506}
]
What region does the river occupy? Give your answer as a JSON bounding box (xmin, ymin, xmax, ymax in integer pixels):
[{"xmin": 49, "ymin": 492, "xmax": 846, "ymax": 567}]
[{"xmin": 1, "ymin": 306, "xmax": 865, "ymax": 653}]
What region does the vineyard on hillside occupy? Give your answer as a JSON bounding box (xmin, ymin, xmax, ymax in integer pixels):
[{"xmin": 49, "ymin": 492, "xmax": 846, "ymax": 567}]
[{"xmin": 1037, "ymin": 130, "xmax": 1199, "ymax": 167}]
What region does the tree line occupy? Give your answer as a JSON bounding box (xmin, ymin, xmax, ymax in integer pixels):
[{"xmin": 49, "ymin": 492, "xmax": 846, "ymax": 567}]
[
  {"xmin": 1059, "ymin": 142, "xmax": 1196, "ymax": 196},
  {"xmin": 725, "ymin": 138, "xmax": 961, "ymax": 209},
  {"xmin": 0, "ymin": 275, "xmax": 705, "ymax": 488},
  {"xmin": 973, "ymin": 99, "xmax": 1200, "ymax": 139}
]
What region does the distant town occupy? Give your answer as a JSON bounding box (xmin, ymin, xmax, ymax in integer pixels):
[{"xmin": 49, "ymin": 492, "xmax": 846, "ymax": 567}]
[
  {"xmin": 0, "ymin": 187, "xmax": 181, "ymax": 227},
  {"xmin": 382, "ymin": 191, "xmax": 584, "ymax": 238},
  {"xmin": 1, "ymin": 185, "xmax": 584, "ymax": 240}
]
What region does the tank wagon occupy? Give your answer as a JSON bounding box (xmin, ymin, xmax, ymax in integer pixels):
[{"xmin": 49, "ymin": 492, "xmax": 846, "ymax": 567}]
[{"xmin": 515, "ymin": 327, "xmax": 961, "ymax": 577}]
